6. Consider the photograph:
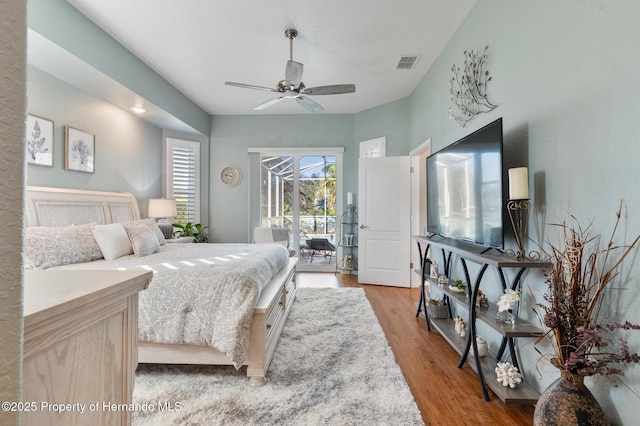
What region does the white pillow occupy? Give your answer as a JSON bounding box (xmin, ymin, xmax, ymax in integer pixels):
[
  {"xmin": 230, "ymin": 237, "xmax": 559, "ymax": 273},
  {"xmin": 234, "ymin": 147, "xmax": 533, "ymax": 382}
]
[
  {"xmin": 92, "ymin": 223, "xmax": 133, "ymax": 260},
  {"xmin": 124, "ymin": 219, "xmax": 166, "ymax": 245},
  {"xmin": 125, "ymin": 224, "xmax": 160, "ymax": 256}
]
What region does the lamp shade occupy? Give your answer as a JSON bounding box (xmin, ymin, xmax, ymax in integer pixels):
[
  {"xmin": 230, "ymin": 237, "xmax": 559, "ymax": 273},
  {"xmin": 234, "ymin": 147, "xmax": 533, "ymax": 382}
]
[{"xmin": 148, "ymin": 198, "xmax": 177, "ymax": 218}]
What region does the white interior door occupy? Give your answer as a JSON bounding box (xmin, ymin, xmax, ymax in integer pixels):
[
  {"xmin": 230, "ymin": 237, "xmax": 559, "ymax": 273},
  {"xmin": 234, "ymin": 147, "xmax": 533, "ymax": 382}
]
[{"xmin": 358, "ymin": 156, "xmax": 411, "ymax": 287}]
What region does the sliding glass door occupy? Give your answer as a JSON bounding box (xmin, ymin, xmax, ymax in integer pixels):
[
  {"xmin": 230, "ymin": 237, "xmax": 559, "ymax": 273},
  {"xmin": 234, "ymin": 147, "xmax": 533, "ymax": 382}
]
[{"xmin": 258, "ymin": 150, "xmax": 341, "ymax": 272}]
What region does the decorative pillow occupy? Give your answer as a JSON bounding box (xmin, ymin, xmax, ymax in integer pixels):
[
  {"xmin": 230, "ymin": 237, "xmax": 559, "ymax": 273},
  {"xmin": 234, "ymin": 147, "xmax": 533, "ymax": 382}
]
[
  {"xmin": 124, "ymin": 224, "xmax": 160, "ymax": 257},
  {"xmin": 124, "ymin": 219, "xmax": 166, "ymax": 245},
  {"xmin": 92, "ymin": 223, "xmax": 133, "ymax": 260},
  {"xmin": 24, "ymin": 223, "xmax": 103, "ymax": 269}
]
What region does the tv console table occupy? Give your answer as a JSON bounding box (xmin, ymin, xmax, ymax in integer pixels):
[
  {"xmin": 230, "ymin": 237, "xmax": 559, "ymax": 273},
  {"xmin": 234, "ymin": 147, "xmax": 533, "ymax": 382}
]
[{"xmin": 414, "ymin": 235, "xmax": 548, "ymax": 403}]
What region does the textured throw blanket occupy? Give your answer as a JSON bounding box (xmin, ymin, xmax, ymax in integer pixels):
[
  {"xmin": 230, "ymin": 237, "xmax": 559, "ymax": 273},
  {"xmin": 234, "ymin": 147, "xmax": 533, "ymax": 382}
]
[{"xmin": 53, "ymin": 243, "xmax": 289, "ymax": 367}]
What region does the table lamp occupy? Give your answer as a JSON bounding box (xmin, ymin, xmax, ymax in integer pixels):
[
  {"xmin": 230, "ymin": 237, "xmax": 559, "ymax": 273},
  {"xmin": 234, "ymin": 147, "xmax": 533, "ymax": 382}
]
[{"xmin": 148, "ymin": 198, "xmax": 177, "ymax": 239}]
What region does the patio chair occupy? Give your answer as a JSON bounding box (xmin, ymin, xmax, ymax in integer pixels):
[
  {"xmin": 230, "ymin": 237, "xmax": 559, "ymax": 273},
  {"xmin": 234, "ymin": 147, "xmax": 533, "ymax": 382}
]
[
  {"xmin": 305, "ymin": 238, "xmax": 336, "ymax": 262},
  {"xmin": 253, "ymin": 227, "xmax": 296, "ymax": 257}
]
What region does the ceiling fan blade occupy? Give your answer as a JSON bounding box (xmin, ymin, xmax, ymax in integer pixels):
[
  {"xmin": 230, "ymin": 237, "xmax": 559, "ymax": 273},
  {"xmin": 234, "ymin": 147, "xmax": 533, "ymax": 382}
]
[
  {"xmin": 285, "ymin": 60, "xmax": 304, "ymax": 86},
  {"xmin": 254, "ymin": 96, "xmax": 285, "ymax": 111},
  {"xmin": 225, "ymin": 81, "xmax": 280, "ymax": 93},
  {"xmin": 301, "ymin": 84, "xmax": 356, "ymax": 95},
  {"xmin": 296, "ymin": 96, "xmax": 324, "ymax": 113}
]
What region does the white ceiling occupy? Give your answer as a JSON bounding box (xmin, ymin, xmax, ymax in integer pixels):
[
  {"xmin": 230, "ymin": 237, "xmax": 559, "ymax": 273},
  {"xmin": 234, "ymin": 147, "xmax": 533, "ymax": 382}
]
[{"xmin": 59, "ymin": 1, "xmax": 476, "ymax": 116}]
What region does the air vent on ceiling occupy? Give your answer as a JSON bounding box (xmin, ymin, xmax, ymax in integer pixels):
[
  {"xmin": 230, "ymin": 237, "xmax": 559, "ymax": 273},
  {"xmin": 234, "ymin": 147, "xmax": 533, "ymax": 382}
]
[{"xmin": 395, "ymin": 55, "xmax": 420, "ymax": 70}]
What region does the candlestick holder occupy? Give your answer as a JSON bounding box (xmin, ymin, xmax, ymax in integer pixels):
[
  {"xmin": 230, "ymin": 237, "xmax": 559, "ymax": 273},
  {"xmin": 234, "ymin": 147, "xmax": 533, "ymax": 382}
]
[{"xmin": 506, "ymin": 199, "xmax": 539, "ymax": 261}]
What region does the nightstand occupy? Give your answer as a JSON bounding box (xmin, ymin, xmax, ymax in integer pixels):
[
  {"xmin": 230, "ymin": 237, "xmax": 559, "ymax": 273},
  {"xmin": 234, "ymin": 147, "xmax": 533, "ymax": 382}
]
[{"xmin": 166, "ymin": 236, "xmax": 195, "ymax": 243}]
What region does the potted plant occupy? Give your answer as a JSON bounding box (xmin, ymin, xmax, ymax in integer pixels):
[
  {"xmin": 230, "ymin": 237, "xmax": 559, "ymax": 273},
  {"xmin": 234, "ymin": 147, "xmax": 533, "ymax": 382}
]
[
  {"xmin": 172, "ymin": 222, "xmax": 209, "ymax": 243},
  {"xmin": 533, "ymin": 202, "xmax": 640, "ymax": 425}
]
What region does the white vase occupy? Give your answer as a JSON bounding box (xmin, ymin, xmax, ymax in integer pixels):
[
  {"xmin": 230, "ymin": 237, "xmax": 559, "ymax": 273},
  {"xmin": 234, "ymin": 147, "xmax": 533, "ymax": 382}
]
[
  {"xmin": 470, "ymin": 336, "xmax": 488, "ymax": 358},
  {"xmin": 476, "ymin": 336, "xmax": 488, "ymax": 357}
]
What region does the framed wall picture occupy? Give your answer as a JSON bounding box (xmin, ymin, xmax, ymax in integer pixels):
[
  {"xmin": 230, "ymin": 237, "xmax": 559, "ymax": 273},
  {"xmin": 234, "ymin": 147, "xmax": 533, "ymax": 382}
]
[
  {"xmin": 26, "ymin": 114, "xmax": 54, "ymax": 167},
  {"xmin": 64, "ymin": 126, "xmax": 95, "ymax": 173}
]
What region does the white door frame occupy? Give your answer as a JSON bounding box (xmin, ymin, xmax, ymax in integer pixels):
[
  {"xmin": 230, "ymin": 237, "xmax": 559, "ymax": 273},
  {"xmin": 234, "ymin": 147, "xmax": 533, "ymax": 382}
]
[{"xmin": 410, "ymin": 139, "xmax": 431, "ymax": 288}]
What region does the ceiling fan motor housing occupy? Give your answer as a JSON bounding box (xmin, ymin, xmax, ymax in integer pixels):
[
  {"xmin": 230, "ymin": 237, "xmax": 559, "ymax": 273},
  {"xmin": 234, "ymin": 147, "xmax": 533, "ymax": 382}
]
[{"xmin": 285, "ymin": 28, "xmax": 298, "ymax": 39}]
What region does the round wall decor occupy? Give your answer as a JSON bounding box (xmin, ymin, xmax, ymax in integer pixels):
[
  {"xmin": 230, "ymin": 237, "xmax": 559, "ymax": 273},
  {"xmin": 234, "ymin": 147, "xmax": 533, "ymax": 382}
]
[{"xmin": 220, "ymin": 164, "xmax": 243, "ymax": 187}]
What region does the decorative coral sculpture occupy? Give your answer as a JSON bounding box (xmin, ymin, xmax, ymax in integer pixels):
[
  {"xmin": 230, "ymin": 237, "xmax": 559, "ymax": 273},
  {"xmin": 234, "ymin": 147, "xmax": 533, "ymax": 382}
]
[{"xmin": 495, "ymin": 362, "xmax": 522, "ymax": 388}]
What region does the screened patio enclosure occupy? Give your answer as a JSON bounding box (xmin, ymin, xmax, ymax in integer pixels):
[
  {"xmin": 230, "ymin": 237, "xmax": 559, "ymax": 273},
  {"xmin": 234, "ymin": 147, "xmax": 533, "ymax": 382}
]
[{"xmin": 260, "ymin": 154, "xmax": 337, "ymax": 267}]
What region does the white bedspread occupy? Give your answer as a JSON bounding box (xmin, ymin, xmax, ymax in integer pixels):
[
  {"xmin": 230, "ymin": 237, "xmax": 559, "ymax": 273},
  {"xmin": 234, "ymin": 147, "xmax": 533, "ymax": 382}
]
[{"xmin": 52, "ymin": 243, "xmax": 290, "ymax": 367}]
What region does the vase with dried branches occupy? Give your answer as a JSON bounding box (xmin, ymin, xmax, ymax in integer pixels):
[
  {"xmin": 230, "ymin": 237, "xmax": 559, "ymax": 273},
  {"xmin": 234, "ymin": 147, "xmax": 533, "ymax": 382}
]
[{"xmin": 533, "ymin": 201, "xmax": 640, "ymax": 425}]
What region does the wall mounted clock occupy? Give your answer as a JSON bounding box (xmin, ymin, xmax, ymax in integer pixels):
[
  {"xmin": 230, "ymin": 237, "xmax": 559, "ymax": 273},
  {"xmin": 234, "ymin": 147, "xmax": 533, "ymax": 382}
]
[{"xmin": 220, "ymin": 164, "xmax": 243, "ymax": 188}]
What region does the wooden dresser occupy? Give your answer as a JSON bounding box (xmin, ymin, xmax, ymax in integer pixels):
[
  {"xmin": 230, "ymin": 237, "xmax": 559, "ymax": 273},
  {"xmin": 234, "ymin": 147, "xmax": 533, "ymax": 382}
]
[{"xmin": 22, "ymin": 270, "xmax": 152, "ymax": 426}]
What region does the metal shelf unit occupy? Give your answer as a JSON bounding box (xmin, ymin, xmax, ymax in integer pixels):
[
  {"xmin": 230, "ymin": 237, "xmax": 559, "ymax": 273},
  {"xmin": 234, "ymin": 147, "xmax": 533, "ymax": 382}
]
[
  {"xmin": 336, "ymin": 205, "xmax": 358, "ymax": 273},
  {"xmin": 414, "ymin": 235, "xmax": 548, "ymax": 404}
]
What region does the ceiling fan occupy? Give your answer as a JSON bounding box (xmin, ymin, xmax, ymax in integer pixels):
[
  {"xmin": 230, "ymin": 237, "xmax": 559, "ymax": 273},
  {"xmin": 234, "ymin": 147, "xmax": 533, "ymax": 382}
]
[{"xmin": 225, "ymin": 29, "xmax": 356, "ymax": 113}]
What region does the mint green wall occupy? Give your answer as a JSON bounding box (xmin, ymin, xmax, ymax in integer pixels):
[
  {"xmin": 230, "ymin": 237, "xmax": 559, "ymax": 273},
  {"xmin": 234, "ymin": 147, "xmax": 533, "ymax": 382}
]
[
  {"xmin": 208, "ymin": 101, "xmax": 412, "ymax": 244},
  {"xmin": 355, "ymin": 98, "xmax": 411, "ymax": 157},
  {"xmin": 210, "ymin": 114, "xmax": 355, "ymax": 243},
  {"xmin": 408, "ymin": 1, "xmax": 640, "ymax": 422},
  {"xmin": 28, "ymin": 0, "xmax": 210, "ymax": 136},
  {"xmin": 26, "ymin": 66, "xmax": 163, "ymax": 217}
]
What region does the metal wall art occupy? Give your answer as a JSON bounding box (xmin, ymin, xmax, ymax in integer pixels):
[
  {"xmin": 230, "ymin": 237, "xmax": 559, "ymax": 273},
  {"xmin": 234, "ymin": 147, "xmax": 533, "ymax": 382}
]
[{"xmin": 448, "ymin": 46, "xmax": 498, "ymax": 127}]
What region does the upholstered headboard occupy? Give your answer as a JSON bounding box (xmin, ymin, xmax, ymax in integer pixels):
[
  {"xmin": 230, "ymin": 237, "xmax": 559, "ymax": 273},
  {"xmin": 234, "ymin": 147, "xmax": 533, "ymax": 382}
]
[{"xmin": 25, "ymin": 186, "xmax": 141, "ymax": 227}]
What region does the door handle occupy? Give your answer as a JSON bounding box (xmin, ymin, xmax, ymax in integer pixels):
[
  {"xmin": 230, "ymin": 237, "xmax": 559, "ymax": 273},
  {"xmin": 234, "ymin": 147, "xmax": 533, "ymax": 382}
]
[{"xmin": 359, "ymin": 225, "xmax": 368, "ymax": 229}]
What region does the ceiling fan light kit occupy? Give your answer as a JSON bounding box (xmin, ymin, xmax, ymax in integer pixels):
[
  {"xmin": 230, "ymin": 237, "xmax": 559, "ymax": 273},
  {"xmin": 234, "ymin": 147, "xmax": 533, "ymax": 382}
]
[{"xmin": 224, "ymin": 28, "xmax": 356, "ymax": 113}]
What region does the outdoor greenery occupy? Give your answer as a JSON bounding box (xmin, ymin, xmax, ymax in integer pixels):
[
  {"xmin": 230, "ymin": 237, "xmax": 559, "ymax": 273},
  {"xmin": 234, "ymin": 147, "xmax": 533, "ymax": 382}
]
[
  {"xmin": 296, "ymin": 163, "xmax": 336, "ymax": 217},
  {"xmin": 261, "ymin": 156, "xmax": 336, "ymax": 237}
]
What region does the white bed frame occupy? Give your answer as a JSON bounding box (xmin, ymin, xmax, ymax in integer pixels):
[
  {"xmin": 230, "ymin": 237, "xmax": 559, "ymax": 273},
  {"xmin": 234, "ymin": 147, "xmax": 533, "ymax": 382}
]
[{"xmin": 25, "ymin": 186, "xmax": 297, "ymax": 386}]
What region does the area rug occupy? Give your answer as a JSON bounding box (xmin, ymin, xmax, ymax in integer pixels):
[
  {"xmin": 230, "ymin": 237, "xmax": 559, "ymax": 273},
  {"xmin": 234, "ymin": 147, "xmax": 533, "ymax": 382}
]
[{"xmin": 133, "ymin": 287, "xmax": 424, "ymax": 425}]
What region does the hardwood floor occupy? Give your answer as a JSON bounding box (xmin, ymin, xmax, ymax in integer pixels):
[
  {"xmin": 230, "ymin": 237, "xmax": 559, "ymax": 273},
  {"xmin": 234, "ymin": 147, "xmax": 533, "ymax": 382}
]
[{"xmin": 297, "ymin": 272, "xmax": 535, "ymax": 426}]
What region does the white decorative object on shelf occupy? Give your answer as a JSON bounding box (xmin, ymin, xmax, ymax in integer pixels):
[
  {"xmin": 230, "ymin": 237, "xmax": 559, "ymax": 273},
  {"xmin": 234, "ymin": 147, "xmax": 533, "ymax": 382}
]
[
  {"xmin": 497, "ymin": 289, "xmax": 520, "ymax": 311},
  {"xmin": 454, "ymin": 316, "xmax": 466, "ymax": 336},
  {"xmin": 470, "ymin": 336, "xmax": 488, "ymax": 358},
  {"xmin": 454, "ymin": 316, "xmax": 462, "ymax": 334},
  {"xmin": 495, "ymin": 362, "xmax": 522, "ymax": 388},
  {"xmin": 430, "ymin": 261, "xmax": 438, "ymax": 278},
  {"xmin": 497, "ymin": 289, "xmax": 520, "ymax": 324}
]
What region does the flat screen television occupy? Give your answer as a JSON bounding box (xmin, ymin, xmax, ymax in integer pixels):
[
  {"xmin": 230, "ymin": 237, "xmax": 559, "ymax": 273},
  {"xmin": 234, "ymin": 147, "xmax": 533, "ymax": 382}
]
[{"xmin": 426, "ymin": 118, "xmax": 504, "ymax": 249}]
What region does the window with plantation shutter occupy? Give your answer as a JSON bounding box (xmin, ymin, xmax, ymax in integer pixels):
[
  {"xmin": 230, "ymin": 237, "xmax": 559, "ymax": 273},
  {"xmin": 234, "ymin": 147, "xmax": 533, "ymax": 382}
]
[{"xmin": 165, "ymin": 138, "xmax": 200, "ymax": 224}]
